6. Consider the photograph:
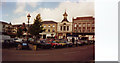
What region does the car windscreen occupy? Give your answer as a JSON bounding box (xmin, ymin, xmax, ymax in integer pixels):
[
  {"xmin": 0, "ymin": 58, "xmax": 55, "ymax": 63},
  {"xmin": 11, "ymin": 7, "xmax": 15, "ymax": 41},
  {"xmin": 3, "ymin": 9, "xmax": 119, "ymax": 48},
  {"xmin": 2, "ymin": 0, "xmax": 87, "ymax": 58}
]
[
  {"xmin": 40, "ymin": 40, "xmax": 45, "ymax": 43},
  {"xmin": 52, "ymin": 41, "xmax": 56, "ymax": 43}
]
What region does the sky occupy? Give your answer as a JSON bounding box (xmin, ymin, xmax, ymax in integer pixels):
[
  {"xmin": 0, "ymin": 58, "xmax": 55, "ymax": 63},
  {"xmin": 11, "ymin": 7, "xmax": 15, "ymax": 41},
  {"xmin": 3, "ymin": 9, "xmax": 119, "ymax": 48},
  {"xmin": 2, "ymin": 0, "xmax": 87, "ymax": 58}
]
[{"xmin": 1, "ymin": 0, "xmax": 94, "ymax": 25}]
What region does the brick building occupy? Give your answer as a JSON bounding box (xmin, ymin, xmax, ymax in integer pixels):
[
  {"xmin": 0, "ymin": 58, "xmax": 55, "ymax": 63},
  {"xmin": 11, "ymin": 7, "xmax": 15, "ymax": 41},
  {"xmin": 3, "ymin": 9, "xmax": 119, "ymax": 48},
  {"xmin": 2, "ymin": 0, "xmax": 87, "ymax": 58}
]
[{"xmin": 72, "ymin": 16, "xmax": 95, "ymax": 38}]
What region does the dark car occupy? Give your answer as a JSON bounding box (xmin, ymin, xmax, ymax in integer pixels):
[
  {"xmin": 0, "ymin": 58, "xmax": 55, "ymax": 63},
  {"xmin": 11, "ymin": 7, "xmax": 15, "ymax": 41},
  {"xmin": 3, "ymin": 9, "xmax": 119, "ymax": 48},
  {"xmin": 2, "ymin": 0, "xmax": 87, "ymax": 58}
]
[
  {"xmin": 37, "ymin": 40, "xmax": 52, "ymax": 49},
  {"xmin": 2, "ymin": 39, "xmax": 15, "ymax": 48},
  {"xmin": 63, "ymin": 40, "xmax": 73, "ymax": 47},
  {"xmin": 16, "ymin": 41, "xmax": 29, "ymax": 50}
]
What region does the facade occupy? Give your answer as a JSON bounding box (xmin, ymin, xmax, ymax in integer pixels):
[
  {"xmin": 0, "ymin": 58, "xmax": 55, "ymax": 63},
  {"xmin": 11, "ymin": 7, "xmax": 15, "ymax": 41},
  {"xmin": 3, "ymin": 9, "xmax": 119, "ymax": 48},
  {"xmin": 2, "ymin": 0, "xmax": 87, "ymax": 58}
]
[
  {"xmin": 12, "ymin": 24, "xmax": 21, "ymax": 34},
  {"xmin": 57, "ymin": 11, "xmax": 72, "ymax": 39},
  {"xmin": 0, "ymin": 22, "xmax": 2, "ymax": 33},
  {"xmin": 72, "ymin": 16, "xmax": 95, "ymax": 38},
  {"xmin": 40, "ymin": 21, "xmax": 57, "ymax": 39},
  {"xmin": 12, "ymin": 23, "xmax": 31, "ymax": 36},
  {"xmin": 0, "ymin": 21, "xmax": 17, "ymax": 37}
]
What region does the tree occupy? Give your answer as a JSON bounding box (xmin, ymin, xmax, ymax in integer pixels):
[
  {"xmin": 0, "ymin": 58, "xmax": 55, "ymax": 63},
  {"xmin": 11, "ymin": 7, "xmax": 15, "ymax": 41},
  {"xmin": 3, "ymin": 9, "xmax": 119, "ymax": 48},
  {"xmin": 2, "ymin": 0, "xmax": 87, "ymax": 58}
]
[
  {"xmin": 29, "ymin": 14, "xmax": 45, "ymax": 41},
  {"xmin": 17, "ymin": 27, "xmax": 23, "ymax": 37}
]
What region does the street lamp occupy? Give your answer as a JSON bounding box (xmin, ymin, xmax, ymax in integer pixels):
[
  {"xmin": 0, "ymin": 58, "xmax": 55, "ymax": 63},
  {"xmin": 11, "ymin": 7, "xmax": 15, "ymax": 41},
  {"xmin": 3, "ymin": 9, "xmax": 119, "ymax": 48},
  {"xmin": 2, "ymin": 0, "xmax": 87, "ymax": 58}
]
[
  {"xmin": 27, "ymin": 14, "xmax": 31, "ymax": 28},
  {"xmin": 27, "ymin": 14, "xmax": 31, "ymax": 42}
]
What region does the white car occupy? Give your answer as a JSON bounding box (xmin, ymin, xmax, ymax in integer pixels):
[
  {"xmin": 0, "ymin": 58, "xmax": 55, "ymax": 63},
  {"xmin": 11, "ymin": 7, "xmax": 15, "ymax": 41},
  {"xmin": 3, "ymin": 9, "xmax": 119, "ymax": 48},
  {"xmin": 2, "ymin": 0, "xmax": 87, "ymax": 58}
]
[{"xmin": 14, "ymin": 38, "xmax": 23, "ymax": 43}]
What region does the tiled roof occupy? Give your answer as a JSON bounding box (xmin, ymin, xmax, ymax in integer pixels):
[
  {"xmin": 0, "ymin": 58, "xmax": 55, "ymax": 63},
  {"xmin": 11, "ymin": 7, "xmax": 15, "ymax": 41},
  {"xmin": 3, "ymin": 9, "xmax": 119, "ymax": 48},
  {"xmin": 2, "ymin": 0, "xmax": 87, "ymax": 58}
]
[{"xmin": 42, "ymin": 21, "xmax": 57, "ymax": 24}]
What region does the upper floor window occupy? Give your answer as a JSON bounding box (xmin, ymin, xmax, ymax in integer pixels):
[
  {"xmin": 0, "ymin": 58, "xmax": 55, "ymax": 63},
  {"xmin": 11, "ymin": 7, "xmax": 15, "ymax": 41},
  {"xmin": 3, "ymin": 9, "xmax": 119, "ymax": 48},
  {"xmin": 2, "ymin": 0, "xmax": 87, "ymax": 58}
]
[
  {"xmin": 88, "ymin": 30, "xmax": 90, "ymax": 32},
  {"xmin": 60, "ymin": 26, "xmax": 62, "ymax": 31},
  {"xmin": 92, "ymin": 24, "xmax": 94, "ymax": 27},
  {"xmin": 63, "ymin": 26, "xmax": 66, "ymax": 31},
  {"xmin": 83, "ymin": 23, "xmax": 86, "ymax": 27},
  {"xmin": 52, "ymin": 29, "xmax": 55, "ymax": 32},
  {"xmin": 75, "ymin": 24, "xmax": 77, "ymax": 27},
  {"xmin": 83, "ymin": 29, "xmax": 85, "ymax": 32},
  {"xmin": 67, "ymin": 26, "xmax": 69, "ymax": 31},
  {"xmin": 79, "ymin": 30, "xmax": 81, "ymax": 32},
  {"xmin": 48, "ymin": 25, "xmax": 50, "ymax": 27},
  {"xmin": 48, "ymin": 29, "xmax": 50, "ymax": 32},
  {"xmin": 63, "ymin": 23, "xmax": 66, "ymax": 25},
  {"xmin": 3, "ymin": 25, "xmax": 5, "ymax": 28},
  {"xmin": 44, "ymin": 25, "xmax": 46, "ymax": 28},
  {"xmin": 53, "ymin": 25, "xmax": 55, "ymax": 27},
  {"xmin": 87, "ymin": 24, "xmax": 90, "ymax": 27},
  {"xmin": 79, "ymin": 24, "xmax": 81, "ymax": 27}
]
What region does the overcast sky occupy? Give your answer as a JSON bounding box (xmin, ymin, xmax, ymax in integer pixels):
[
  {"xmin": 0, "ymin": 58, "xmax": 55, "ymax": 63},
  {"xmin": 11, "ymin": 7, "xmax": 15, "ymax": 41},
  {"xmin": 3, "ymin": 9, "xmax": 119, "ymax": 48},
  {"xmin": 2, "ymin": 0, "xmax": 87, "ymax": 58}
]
[{"xmin": 1, "ymin": 0, "xmax": 94, "ymax": 25}]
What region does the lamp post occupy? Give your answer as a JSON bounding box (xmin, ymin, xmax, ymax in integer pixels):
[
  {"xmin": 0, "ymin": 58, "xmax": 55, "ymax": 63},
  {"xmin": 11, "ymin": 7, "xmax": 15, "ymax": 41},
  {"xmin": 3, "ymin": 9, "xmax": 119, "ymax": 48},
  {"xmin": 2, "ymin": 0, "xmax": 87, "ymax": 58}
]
[
  {"xmin": 75, "ymin": 27, "xmax": 78, "ymax": 47},
  {"xmin": 27, "ymin": 14, "xmax": 31, "ymax": 42}
]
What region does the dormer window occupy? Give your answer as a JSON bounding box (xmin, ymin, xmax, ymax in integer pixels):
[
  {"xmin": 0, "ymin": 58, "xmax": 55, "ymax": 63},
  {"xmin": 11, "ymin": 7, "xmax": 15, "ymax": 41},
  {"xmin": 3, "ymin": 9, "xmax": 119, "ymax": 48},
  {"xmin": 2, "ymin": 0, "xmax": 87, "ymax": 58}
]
[{"xmin": 63, "ymin": 23, "xmax": 66, "ymax": 25}]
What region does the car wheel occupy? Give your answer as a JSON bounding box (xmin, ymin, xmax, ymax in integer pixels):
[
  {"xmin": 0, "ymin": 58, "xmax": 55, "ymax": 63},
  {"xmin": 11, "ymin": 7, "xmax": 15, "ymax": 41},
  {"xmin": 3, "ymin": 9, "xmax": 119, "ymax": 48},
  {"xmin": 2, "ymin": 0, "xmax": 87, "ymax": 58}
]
[
  {"xmin": 53, "ymin": 45, "xmax": 56, "ymax": 48},
  {"xmin": 67, "ymin": 45, "xmax": 69, "ymax": 47}
]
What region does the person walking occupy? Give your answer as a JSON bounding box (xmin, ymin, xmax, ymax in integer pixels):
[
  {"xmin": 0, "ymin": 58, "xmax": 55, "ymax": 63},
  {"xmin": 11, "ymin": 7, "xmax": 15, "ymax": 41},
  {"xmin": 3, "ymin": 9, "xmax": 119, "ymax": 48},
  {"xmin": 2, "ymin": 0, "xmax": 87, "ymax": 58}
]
[{"xmin": 72, "ymin": 37, "xmax": 75, "ymax": 47}]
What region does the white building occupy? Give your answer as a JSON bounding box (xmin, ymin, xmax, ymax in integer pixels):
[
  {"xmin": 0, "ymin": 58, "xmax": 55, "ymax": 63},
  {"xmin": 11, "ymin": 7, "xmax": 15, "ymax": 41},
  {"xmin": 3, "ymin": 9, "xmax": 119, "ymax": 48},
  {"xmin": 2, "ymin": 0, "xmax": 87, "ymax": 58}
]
[{"xmin": 57, "ymin": 11, "xmax": 72, "ymax": 39}]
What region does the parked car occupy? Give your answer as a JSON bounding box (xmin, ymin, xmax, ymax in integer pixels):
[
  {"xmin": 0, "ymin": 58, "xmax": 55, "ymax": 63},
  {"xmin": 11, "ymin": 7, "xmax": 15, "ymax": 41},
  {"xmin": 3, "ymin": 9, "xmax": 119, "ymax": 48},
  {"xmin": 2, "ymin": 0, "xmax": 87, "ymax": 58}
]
[
  {"xmin": 1, "ymin": 35, "xmax": 16, "ymax": 48},
  {"xmin": 50, "ymin": 40, "xmax": 62, "ymax": 48},
  {"xmin": 16, "ymin": 41, "xmax": 29, "ymax": 50},
  {"xmin": 2, "ymin": 39, "xmax": 15, "ymax": 48},
  {"xmin": 38, "ymin": 40, "xmax": 52, "ymax": 49},
  {"xmin": 13, "ymin": 38, "xmax": 23, "ymax": 47},
  {"xmin": 80, "ymin": 37, "xmax": 89, "ymax": 45},
  {"xmin": 61, "ymin": 40, "xmax": 73, "ymax": 47},
  {"xmin": 57, "ymin": 39, "xmax": 67, "ymax": 47},
  {"xmin": 88, "ymin": 40, "xmax": 95, "ymax": 44},
  {"xmin": 76, "ymin": 40, "xmax": 84, "ymax": 46},
  {"xmin": 80, "ymin": 40, "xmax": 88, "ymax": 45}
]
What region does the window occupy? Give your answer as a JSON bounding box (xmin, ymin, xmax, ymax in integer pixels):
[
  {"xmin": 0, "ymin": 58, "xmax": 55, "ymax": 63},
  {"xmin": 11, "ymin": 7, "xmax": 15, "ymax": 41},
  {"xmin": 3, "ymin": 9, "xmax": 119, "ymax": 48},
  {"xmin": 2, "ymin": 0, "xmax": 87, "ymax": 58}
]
[
  {"xmin": 88, "ymin": 30, "xmax": 90, "ymax": 32},
  {"xmin": 79, "ymin": 30, "xmax": 81, "ymax": 32},
  {"xmin": 48, "ymin": 25, "xmax": 50, "ymax": 27},
  {"xmin": 83, "ymin": 29, "xmax": 85, "ymax": 32},
  {"xmin": 53, "ymin": 25, "xmax": 55, "ymax": 27},
  {"xmin": 63, "ymin": 23, "xmax": 66, "ymax": 25},
  {"xmin": 48, "ymin": 29, "xmax": 50, "ymax": 32},
  {"xmin": 88, "ymin": 24, "xmax": 90, "ymax": 27},
  {"xmin": 79, "ymin": 24, "xmax": 81, "ymax": 27},
  {"xmin": 60, "ymin": 26, "xmax": 62, "ymax": 31},
  {"xmin": 92, "ymin": 24, "xmax": 94, "ymax": 27},
  {"xmin": 44, "ymin": 25, "xmax": 46, "ymax": 27},
  {"xmin": 75, "ymin": 24, "xmax": 77, "ymax": 27},
  {"xmin": 3, "ymin": 25, "xmax": 5, "ymax": 28},
  {"xmin": 63, "ymin": 26, "xmax": 66, "ymax": 31},
  {"xmin": 52, "ymin": 29, "xmax": 55, "ymax": 32},
  {"xmin": 67, "ymin": 26, "xmax": 69, "ymax": 31},
  {"xmin": 83, "ymin": 23, "xmax": 86, "ymax": 27}
]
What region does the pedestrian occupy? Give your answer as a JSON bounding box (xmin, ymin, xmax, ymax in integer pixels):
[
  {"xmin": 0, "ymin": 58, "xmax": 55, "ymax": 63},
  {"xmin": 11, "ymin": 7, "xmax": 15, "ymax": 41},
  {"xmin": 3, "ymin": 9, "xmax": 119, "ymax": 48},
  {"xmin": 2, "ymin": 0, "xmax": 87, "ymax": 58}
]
[{"xmin": 72, "ymin": 37, "xmax": 75, "ymax": 46}]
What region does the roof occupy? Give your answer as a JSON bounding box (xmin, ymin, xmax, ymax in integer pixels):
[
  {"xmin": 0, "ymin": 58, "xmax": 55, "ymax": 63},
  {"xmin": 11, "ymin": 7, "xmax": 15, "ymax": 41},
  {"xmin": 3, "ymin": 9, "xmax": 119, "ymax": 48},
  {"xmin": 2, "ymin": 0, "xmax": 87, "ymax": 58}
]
[
  {"xmin": 12, "ymin": 24, "xmax": 32, "ymax": 27},
  {"xmin": 42, "ymin": 21, "xmax": 57, "ymax": 24},
  {"xmin": 73, "ymin": 16, "xmax": 94, "ymax": 21},
  {"xmin": 0, "ymin": 21, "xmax": 9, "ymax": 24},
  {"xmin": 62, "ymin": 18, "xmax": 69, "ymax": 22},
  {"xmin": 63, "ymin": 11, "xmax": 68, "ymax": 16},
  {"xmin": 61, "ymin": 11, "xmax": 69, "ymax": 22}
]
